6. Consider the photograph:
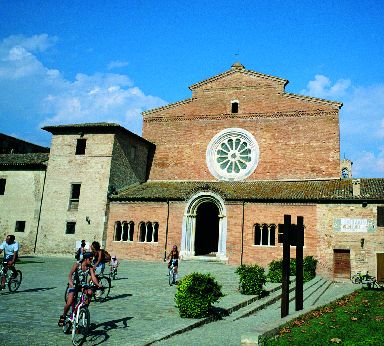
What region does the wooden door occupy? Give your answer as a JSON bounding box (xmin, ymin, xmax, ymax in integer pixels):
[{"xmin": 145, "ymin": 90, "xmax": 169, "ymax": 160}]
[
  {"xmin": 377, "ymin": 253, "xmax": 384, "ymax": 282},
  {"xmin": 333, "ymin": 249, "xmax": 351, "ymax": 279}
]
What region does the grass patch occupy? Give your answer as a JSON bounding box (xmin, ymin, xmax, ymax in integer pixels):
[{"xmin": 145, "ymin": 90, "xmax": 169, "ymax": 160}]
[{"xmin": 262, "ymin": 288, "xmax": 384, "ymax": 345}]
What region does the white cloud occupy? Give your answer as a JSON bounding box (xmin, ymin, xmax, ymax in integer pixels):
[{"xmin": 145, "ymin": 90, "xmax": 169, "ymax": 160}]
[
  {"xmin": 301, "ymin": 74, "xmax": 351, "ymax": 99},
  {"xmin": 107, "ymin": 60, "xmax": 129, "ymax": 70},
  {"xmin": 302, "ymin": 75, "xmax": 384, "ymax": 178},
  {"xmin": 0, "ymin": 34, "xmax": 166, "ymax": 144}
]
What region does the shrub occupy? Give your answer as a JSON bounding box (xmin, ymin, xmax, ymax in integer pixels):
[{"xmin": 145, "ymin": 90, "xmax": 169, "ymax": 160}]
[
  {"xmin": 267, "ymin": 256, "xmax": 318, "ymax": 283},
  {"xmin": 303, "ymin": 256, "xmax": 317, "ymax": 282},
  {"xmin": 267, "ymin": 259, "xmax": 283, "ymax": 283},
  {"xmin": 236, "ymin": 264, "xmax": 267, "ymax": 297},
  {"xmin": 175, "ymin": 272, "xmax": 224, "ymax": 318}
]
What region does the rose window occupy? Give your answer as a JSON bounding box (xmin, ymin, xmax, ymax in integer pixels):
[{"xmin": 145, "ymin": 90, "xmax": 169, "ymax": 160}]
[{"xmin": 206, "ymin": 128, "xmax": 259, "ymax": 181}]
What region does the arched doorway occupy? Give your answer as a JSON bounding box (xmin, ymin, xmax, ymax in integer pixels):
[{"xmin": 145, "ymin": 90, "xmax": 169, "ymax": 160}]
[
  {"xmin": 195, "ymin": 202, "xmax": 219, "ymax": 256},
  {"xmin": 180, "ymin": 191, "xmax": 228, "ymax": 261}
]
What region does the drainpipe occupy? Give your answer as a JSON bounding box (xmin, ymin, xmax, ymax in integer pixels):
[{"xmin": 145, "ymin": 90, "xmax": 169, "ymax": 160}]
[
  {"xmin": 241, "ymin": 201, "xmax": 245, "ymax": 265},
  {"xmin": 164, "ymin": 199, "xmax": 170, "ymax": 261},
  {"xmin": 34, "ymin": 169, "xmax": 47, "ymax": 253}
]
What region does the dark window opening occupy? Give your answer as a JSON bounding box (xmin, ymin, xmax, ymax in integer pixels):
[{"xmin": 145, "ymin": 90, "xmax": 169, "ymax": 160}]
[
  {"xmin": 139, "ymin": 222, "xmax": 146, "ymax": 242},
  {"xmin": 231, "ymin": 102, "xmax": 239, "ymax": 113},
  {"xmin": 129, "ymin": 221, "xmax": 135, "ymax": 241},
  {"xmin": 0, "ymin": 178, "xmax": 6, "ymax": 195},
  {"xmin": 153, "ymin": 223, "xmax": 158, "ymax": 242},
  {"xmin": 15, "ymin": 221, "xmax": 25, "ymax": 232},
  {"xmin": 378, "ymin": 206, "xmax": 384, "ymax": 227},
  {"xmin": 66, "ymin": 222, "xmax": 76, "ymax": 234},
  {"xmin": 75, "ymin": 138, "xmax": 87, "ymax": 155},
  {"xmin": 114, "ymin": 222, "xmax": 122, "ymax": 241},
  {"xmin": 69, "ymin": 183, "xmax": 81, "ymax": 210},
  {"xmin": 122, "ymin": 222, "xmax": 129, "ymax": 241}
]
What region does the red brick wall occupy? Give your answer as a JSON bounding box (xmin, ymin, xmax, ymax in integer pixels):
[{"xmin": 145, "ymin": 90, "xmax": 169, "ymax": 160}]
[
  {"xmin": 107, "ymin": 201, "xmax": 320, "ymax": 269},
  {"xmin": 143, "ymin": 72, "xmax": 340, "ymax": 181}
]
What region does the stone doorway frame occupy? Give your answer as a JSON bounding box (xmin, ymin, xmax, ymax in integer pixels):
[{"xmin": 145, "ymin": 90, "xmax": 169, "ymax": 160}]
[{"xmin": 180, "ymin": 191, "xmax": 227, "ymax": 261}]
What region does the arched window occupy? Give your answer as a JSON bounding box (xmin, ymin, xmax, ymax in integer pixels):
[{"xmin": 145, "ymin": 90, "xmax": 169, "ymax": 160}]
[
  {"xmin": 139, "ymin": 222, "xmax": 146, "ymax": 242},
  {"xmin": 146, "ymin": 222, "xmax": 153, "ymax": 242},
  {"xmin": 128, "ymin": 221, "xmax": 134, "ymax": 241},
  {"xmin": 254, "ymin": 223, "xmax": 261, "ymax": 245},
  {"xmin": 254, "ymin": 223, "xmax": 276, "ymax": 246},
  {"xmin": 231, "ymin": 100, "xmax": 239, "ymax": 113},
  {"xmin": 122, "ymin": 222, "xmax": 129, "ymax": 241},
  {"xmin": 138, "ymin": 221, "xmax": 159, "ymax": 242},
  {"xmin": 114, "ymin": 221, "xmax": 122, "ymax": 241},
  {"xmin": 153, "ymin": 222, "xmax": 159, "ymax": 242}
]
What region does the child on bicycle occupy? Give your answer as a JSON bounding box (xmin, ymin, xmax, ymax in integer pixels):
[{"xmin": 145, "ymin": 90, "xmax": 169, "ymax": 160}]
[
  {"xmin": 167, "ymin": 245, "xmax": 179, "ymax": 281},
  {"xmin": 58, "ymin": 252, "xmax": 102, "ymax": 327},
  {"xmin": 109, "ymin": 255, "xmax": 119, "ymax": 277}
]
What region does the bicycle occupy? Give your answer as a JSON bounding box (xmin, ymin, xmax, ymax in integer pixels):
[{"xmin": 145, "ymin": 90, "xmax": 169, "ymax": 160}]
[
  {"xmin": 0, "ymin": 260, "xmax": 22, "ymax": 292},
  {"xmin": 168, "ymin": 259, "xmax": 177, "ymax": 286},
  {"xmin": 63, "ymin": 288, "xmax": 91, "ymax": 346},
  {"xmin": 351, "ymin": 271, "xmax": 371, "ymax": 284},
  {"xmin": 64, "ymin": 274, "xmax": 111, "ymax": 303},
  {"xmin": 109, "ymin": 265, "xmax": 118, "ymax": 280}
]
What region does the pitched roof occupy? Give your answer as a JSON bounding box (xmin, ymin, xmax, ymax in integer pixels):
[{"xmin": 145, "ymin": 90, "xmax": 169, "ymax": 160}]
[
  {"xmin": 142, "ymin": 63, "xmax": 342, "ymax": 115},
  {"xmin": 42, "ymin": 122, "xmax": 155, "ymax": 146},
  {"xmin": 111, "ymin": 179, "xmax": 384, "ymax": 202},
  {"xmin": 0, "ymin": 153, "xmax": 49, "ymax": 168},
  {"xmin": 189, "ymin": 62, "xmax": 288, "ymax": 90}
]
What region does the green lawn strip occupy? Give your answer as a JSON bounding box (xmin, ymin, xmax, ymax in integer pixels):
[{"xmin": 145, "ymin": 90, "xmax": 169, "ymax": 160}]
[{"xmin": 262, "ymin": 289, "xmax": 384, "ymax": 345}]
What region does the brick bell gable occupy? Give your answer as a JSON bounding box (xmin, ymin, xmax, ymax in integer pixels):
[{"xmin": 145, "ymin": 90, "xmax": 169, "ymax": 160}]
[{"xmin": 142, "ymin": 63, "xmax": 342, "ymax": 181}]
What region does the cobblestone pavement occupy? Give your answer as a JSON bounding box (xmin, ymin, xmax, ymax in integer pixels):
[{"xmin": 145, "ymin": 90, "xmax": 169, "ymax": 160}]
[{"xmin": 0, "ymin": 256, "xmax": 358, "ymax": 346}]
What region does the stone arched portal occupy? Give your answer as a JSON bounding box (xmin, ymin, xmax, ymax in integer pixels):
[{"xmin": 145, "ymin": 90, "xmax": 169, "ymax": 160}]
[{"xmin": 180, "ymin": 191, "xmax": 227, "ymax": 261}]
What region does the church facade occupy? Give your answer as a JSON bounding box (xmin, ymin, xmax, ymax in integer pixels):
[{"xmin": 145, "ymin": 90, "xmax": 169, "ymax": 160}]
[{"xmin": 1, "ymin": 63, "xmax": 383, "ymax": 281}]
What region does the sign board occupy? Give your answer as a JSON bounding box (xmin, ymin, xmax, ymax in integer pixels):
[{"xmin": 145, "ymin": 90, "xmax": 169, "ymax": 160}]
[{"xmin": 333, "ymin": 218, "xmax": 375, "ymax": 233}]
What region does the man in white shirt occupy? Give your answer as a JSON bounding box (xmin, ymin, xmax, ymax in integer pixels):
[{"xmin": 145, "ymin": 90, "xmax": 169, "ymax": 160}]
[{"xmin": 0, "ymin": 234, "xmax": 19, "ymax": 289}]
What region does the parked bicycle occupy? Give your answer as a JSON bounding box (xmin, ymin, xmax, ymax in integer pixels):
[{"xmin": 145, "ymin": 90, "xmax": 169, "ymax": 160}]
[
  {"xmin": 168, "ymin": 259, "xmax": 177, "ymax": 286},
  {"xmin": 351, "ymin": 271, "xmax": 372, "ymax": 284},
  {"xmin": 65, "ymin": 274, "xmax": 111, "ymax": 303},
  {"xmin": 0, "ymin": 260, "xmax": 22, "ymax": 292},
  {"xmin": 63, "ymin": 288, "xmax": 91, "ymax": 346}
]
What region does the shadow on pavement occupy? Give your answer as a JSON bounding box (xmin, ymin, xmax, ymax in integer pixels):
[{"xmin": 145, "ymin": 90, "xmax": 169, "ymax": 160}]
[
  {"xmin": 88, "ymin": 316, "xmax": 133, "ymax": 345},
  {"xmin": 1, "ymin": 286, "xmax": 56, "ymax": 294},
  {"xmin": 104, "ymin": 293, "xmax": 132, "ymax": 302}
]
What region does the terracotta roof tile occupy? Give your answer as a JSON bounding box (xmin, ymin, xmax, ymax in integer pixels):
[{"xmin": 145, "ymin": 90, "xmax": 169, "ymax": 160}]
[{"xmin": 111, "ymin": 179, "xmax": 384, "ymax": 202}]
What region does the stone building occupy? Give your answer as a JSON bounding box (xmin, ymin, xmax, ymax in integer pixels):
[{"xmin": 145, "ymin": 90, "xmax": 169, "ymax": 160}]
[
  {"xmin": 0, "ymin": 63, "xmax": 383, "ymax": 281},
  {"xmin": 105, "ymin": 63, "xmax": 384, "ymax": 281}
]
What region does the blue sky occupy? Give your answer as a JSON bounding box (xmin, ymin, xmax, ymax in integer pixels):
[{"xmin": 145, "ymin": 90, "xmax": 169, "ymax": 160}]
[{"xmin": 0, "ymin": 0, "xmax": 383, "ymax": 177}]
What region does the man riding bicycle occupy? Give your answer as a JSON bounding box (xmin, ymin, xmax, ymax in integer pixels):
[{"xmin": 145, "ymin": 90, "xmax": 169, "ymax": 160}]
[
  {"xmin": 0, "ymin": 234, "xmax": 19, "ymax": 290},
  {"xmin": 58, "ymin": 252, "xmax": 102, "ymax": 327}
]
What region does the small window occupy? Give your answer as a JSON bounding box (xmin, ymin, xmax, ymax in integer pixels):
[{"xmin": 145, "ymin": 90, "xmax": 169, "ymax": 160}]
[
  {"xmin": 69, "ymin": 183, "xmax": 81, "ymax": 210},
  {"xmin": 254, "ymin": 223, "xmax": 276, "ymax": 246},
  {"xmin": 231, "ymin": 101, "xmax": 239, "ymax": 113},
  {"xmin": 378, "ymin": 206, "xmax": 384, "ymax": 227},
  {"xmin": 75, "ymin": 138, "xmax": 87, "ymax": 155},
  {"xmin": 341, "ymin": 168, "xmax": 349, "ymax": 179},
  {"xmin": 114, "ymin": 221, "xmax": 122, "ymax": 241},
  {"xmin": 66, "ymin": 221, "xmax": 76, "ymax": 234},
  {"xmin": 0, "ymin": 178, "xmax": 6, "ymax": 195},
  {"xmin": 15, "ymin": 221, "xmax": 25, "ymax": 232}
]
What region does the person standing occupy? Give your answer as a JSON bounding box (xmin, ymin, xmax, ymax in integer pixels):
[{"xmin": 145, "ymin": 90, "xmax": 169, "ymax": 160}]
[
  {"xmin": 75, "ymin": 239, "xmax": 87, "ymax": 261},
  {"xmin": 91, "ymin": 241, "xmax": 105, "ymax": 276},
  {"xmin": 0, "ymin": 234, "xmax": 19, "ymax": 289}
]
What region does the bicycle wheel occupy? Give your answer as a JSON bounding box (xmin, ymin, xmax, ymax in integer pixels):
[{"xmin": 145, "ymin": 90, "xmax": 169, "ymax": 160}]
[
  {"xmin": 72, "ymin": 306, "xmax": 90, "ymax": 346},
  {"xmin": 168, "ymin": 268, "xmax": 174, "ymax": 286},
  {"xmin": 8, "ymin": 270, "xmax": 22, "ymax": 292},
  {"xmin": 94, "ymin": 276, "xmax": 110, "ymax": 302},
  {"xmin": 351, "ymin": 275, "xmax": 360, "ymax": 284}
]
